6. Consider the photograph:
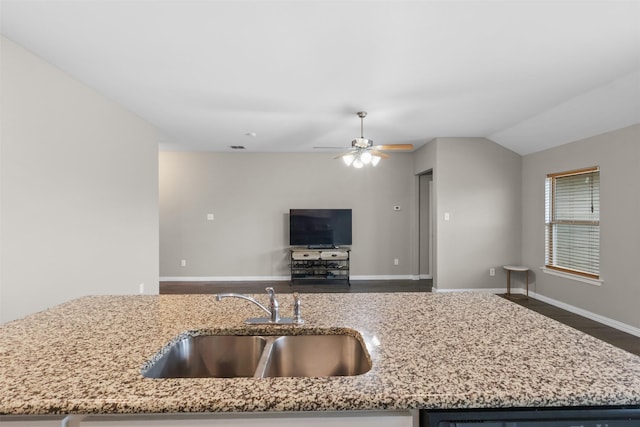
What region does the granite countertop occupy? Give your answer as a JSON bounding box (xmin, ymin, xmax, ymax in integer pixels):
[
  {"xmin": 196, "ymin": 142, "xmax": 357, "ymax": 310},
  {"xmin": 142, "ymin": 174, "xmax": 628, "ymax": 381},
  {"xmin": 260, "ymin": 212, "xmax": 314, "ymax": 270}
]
[{"xmin": 1, "ymin": 292, "xmax": 639, "ymax": 415}]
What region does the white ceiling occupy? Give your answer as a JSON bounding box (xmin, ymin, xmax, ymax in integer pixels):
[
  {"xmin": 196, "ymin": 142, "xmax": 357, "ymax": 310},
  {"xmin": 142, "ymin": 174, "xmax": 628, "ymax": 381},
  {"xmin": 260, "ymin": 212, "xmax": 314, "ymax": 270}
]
[{"xmin": 1, "ymin": 0, "xmax": 639, "ymax": 155}]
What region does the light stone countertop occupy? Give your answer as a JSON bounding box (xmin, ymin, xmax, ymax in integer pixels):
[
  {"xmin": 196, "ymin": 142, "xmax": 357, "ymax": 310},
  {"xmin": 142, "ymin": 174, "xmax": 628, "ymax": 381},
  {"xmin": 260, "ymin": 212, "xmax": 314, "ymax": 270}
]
[{"xmin": 1, "ymin": 292, "xmax": 639, "ymax": 415}]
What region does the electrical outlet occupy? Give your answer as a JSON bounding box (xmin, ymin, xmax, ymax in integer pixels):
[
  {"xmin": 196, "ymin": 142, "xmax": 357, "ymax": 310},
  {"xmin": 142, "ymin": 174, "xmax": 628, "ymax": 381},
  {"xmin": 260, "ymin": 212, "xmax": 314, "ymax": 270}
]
[
  {"xmin": 489, "ymin": 268, "xmax": 495, "ymax": 276},
  {"xmin": 207, "ymin": 213, "xmax": 214, "ymax": 221},
  {"xmin": 394, "ymin": 258, "xmax": 399, "ymax": 265},
  {"xmin": 139, "ymin": 283, "xmax": 145, "ymax": 294},
  {"xmin": 181, "ymin": 259, "xmax": 187, "ymax": 267}
]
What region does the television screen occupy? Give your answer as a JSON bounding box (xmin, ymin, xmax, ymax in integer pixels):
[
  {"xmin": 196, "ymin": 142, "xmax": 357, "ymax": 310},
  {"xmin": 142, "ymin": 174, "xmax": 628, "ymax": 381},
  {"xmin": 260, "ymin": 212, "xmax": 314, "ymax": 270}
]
[{"xmin": 289, "ymin": 209, "xmax": 352, "ymax": 248}]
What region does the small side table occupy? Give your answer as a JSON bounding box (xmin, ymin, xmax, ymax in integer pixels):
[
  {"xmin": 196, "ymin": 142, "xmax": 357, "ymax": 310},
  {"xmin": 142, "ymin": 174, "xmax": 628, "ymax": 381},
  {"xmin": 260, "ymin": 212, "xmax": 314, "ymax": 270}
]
[{"xmin": 503, "ymin": 265, "xmax": 530, "ymax": 297}]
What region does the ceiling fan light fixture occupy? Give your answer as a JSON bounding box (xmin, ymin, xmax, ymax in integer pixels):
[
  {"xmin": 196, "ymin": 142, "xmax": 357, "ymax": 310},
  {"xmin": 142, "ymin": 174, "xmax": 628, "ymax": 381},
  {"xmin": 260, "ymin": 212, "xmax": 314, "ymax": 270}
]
[
  {"xmin": 342, "ymin": 154, "xmax": 355, "ymax": 166},
  {"xmin": 360, "ymin": 151, "xmax": 373, "ymax": 164},
  {"xmin": 336, "ymin": 111, "xmax": 410, "ymax": 169}
]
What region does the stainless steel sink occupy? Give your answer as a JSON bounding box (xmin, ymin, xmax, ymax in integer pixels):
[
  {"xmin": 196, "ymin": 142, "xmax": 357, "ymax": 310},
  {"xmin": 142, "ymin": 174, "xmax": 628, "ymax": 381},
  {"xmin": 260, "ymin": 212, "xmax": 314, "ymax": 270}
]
[
  {"xmin": 262, "ymin": 334, "xmax": 371, "ymax": 377},
  {"xmin": 143, "ymin": 335, "xmax": 267, "ymax": 378},
  {"xmin": 142, "ymin": 332, "xmax": 372, "ymax": 378}
]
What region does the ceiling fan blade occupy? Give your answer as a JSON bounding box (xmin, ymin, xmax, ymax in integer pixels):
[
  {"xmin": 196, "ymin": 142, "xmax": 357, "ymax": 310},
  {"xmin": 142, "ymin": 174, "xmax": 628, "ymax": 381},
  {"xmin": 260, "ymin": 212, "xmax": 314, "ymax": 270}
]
[
  {"xmin": 373, "ymin": 144, "xmax": 414, "ymax": 151},
  {"xmin": 370, "ymin": 150, "xmax": 390, "ymax": 159},
  {"xmin": 334, "ymin": 150, "xmax": 357, "ymax": 159}
]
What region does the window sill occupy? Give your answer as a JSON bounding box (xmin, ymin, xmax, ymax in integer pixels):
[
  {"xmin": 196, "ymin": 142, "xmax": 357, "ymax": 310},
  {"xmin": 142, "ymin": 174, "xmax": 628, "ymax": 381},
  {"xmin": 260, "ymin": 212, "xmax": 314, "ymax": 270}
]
[{"xmin": 541, "ymin": 267, "xmax": 603, "ymax": 286}]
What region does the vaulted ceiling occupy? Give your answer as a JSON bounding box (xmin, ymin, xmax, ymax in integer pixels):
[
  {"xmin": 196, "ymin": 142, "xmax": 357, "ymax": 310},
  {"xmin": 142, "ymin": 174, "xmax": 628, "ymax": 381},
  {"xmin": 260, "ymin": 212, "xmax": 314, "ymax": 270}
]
[{"xmin": 2, "ymin": 1, "xmax": 639, "ymax": 155}]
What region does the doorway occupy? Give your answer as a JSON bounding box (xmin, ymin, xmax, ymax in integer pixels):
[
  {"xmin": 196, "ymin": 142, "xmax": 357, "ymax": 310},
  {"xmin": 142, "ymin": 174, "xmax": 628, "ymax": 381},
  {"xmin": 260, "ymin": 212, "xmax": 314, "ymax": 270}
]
[{"xmin": 418, "ymin": 172, "xmax": 433, "ymax": 279}]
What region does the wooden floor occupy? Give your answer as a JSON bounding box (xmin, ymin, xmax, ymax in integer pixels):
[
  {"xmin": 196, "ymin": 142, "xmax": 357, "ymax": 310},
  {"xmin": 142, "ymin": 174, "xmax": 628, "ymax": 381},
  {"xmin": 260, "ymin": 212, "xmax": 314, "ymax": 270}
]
[
  {"xmin": 501, "ymin": 294, "xmax": 640, "ymax": 356},
  {"xmin": 160, "ymin": 279, "xmax": 433, "ymax": 294},
  {"xmin": 160, "ymin": 280, "xmax": 640, "ymax": 356}
]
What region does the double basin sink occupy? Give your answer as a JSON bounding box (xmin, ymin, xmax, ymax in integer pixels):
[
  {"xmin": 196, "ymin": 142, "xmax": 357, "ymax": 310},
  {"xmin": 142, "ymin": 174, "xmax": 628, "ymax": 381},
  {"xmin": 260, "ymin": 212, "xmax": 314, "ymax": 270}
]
[{"xmin": 142, "ymin": 331, "xmax": 372, "ymax": 378}]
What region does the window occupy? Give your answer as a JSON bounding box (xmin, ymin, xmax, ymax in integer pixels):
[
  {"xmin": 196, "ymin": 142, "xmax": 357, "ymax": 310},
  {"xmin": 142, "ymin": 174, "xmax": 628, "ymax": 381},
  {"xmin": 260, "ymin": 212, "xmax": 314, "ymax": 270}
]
[{"xmin": 545, "ymin": 166, "xmax": 600, "ymax": 279}]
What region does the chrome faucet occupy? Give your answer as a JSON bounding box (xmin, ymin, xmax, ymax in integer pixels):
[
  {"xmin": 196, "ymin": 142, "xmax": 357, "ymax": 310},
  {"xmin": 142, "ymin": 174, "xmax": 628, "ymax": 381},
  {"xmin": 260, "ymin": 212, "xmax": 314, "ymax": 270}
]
[
  {"xmin": 216, "ymin": 287, "xmax": 303, "ymax": 325},
  {"xmin": 265, "ymin": 287, "xmax": 280, "ymax": 323},
  {"xmin": 293, "ymin": 292, "xmax": 303, "ymax": 324}
]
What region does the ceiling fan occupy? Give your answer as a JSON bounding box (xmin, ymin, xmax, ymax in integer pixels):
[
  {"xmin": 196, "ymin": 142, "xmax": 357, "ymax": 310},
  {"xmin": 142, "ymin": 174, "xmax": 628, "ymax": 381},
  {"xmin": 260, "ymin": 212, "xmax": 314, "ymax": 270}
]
[{"xmin": 328, "ymin": 112, "xmax": 414, "ymax": 168}]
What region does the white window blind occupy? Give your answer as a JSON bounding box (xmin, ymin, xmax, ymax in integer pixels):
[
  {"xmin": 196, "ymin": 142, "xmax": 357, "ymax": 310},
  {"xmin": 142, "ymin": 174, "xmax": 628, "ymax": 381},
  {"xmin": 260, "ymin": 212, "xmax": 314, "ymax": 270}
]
[{"xmin": 545, "ymin": 167, "xmax": 600, "ymax": 279}]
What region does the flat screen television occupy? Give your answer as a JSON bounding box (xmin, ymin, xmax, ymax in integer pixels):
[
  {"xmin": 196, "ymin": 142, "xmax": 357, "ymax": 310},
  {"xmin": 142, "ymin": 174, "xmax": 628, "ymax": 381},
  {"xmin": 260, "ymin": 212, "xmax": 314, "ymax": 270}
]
[{"xmin": 289, "ymin": 209, "xmax": 352, "ymax": 248}]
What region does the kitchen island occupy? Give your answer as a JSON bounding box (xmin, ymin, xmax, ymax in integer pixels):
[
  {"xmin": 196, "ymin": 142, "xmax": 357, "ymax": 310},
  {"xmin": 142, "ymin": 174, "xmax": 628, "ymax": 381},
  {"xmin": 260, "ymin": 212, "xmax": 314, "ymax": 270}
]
[{"xmin": 1, "ymin": 292, "xmax": 639, "ymax": 425}]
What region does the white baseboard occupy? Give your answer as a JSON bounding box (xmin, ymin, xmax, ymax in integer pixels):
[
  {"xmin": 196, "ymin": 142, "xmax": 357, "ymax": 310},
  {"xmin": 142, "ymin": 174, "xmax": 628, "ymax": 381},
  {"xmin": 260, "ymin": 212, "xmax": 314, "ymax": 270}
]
[
  {"xmin": 419, "ymin": 274, "xmax": 433, "ymax": 279},
  {"xmin": 350, "ymin": 275, "xmax": 419, "ymax": 281},
  {"xmin": 527, "ymin": 290, "xmax": 640, "ymax": 338},
  {"xmin": 432, "ymin": 286, "xmax": 640, "ymax": 338}
]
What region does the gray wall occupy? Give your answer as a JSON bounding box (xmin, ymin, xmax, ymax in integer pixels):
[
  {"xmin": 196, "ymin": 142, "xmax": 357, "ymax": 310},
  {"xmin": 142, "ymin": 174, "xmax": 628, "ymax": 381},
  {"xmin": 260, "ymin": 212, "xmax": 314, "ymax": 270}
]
[
  {"xmin": 413, "ymin": 138, "xmax": 522, "ymax": 290},
  {"xmin": 0, "ymin": 36, "xmax": 160, "ymax": 323},
  {"xmin": 521, "ymin": 124, "xmax": 640, "ymax": 329},
  {"xmin": 159, "ymin": 151, "xmax": 415, "ymax": 279}
]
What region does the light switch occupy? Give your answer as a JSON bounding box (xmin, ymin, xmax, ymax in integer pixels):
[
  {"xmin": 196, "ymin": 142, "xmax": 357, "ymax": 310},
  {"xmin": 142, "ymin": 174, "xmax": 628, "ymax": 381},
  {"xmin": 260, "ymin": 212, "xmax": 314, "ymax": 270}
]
[{"xmin": 444, "ymin": 212, "xmax": 450, "ymax": 221}]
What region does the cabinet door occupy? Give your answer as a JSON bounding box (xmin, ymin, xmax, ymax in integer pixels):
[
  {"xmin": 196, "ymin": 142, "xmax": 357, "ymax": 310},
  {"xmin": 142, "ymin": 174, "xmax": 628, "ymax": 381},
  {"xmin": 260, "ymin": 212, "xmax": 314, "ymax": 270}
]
[
  {"xmin": 65, "ymin": 410, "xmax": 415, "ymax": 426},
  {"xmin": 0, "ymin": 420, "xmax": 63, "ymax": 427}
]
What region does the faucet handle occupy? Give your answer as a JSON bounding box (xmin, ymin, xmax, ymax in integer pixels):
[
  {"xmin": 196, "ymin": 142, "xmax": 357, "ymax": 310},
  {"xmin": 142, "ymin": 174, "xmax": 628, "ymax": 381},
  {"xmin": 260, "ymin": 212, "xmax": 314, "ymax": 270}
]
[
  {"xmin": 265, "ymin": 287, "xmax": 280, "ymax": 322},
  {"xmin": 265, "ymin": 287, "xmax": 278, "ymax": 305},
  {"xmin": 293, "ymin": 292, "xmax": 303, "ymax": 324}
]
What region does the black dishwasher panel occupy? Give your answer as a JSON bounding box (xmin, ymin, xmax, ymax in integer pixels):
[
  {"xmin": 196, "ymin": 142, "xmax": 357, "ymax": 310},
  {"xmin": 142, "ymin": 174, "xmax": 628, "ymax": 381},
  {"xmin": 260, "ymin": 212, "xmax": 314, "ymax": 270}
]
[{"xmin": 420, "ymin": 406, "xmax": 640, "ymax": 427}]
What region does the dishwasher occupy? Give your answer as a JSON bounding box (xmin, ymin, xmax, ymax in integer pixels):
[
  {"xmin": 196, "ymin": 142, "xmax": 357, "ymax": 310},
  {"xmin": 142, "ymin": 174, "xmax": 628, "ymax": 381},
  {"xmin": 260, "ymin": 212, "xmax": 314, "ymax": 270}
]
[{"xmin": 420, "ymin": 406, "xmax": 640, "ymax": 426}]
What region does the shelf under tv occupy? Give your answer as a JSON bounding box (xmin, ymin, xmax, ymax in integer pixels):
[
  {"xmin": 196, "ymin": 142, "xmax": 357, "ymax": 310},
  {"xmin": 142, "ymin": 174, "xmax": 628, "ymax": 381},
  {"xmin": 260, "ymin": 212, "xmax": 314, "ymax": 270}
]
[{"xmin": 289, "ymin": 247, "xmax": 350, "ymax": 285}]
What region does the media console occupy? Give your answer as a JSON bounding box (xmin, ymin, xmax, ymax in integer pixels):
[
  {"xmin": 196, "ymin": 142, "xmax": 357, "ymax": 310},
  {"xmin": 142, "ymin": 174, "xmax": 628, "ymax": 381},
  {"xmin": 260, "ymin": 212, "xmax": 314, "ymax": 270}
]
[{"xmin": 289, "ymin": 247, "xmax": 350, "ymax": 285}]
